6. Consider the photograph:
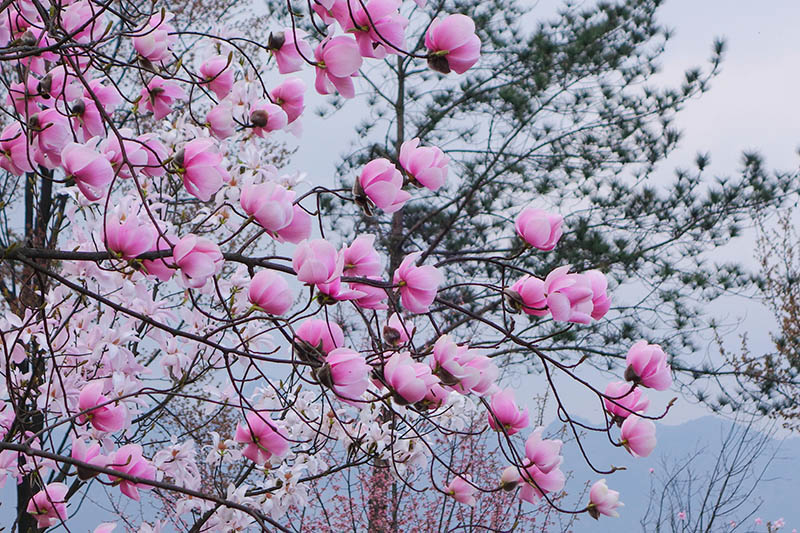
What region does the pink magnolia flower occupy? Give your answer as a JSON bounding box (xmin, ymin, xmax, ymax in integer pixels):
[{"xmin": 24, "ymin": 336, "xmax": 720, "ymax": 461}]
[
  {"xmin": 393, "ymin": 252, "xmax": 443, "ymax": 314},
  {"xmin": 206, "ymin": 103, "xmax": 235, "ymax": 139},
  {"xmin": 70, "ymin": 96, "xmax": 105, "ymax": 141},
  {"xmin": 199, "ymin": 55, "xmax": 234, "ymax": 99},
  {"xmin": 177, "ymin": 138, "xmax": 229, "ymax": 202},
  {"xmin": 249, "ymin": 100, "xmax": 288, "ymax": 136},
  {"xmin": 384, "ymin": 351, "xmax": 439, "ymax": 405},
  {"xmin": 314, "ymin": 36, "xmax": 362, "ymax": 98},
  {"xmin": 339, "ymin": 0, "xmax": 407, "ymax": 59},
  {"xmin": 141, "ymin": 236, "xmax": 175, "ymax": 281},
  {"xmin": 350, "ymin": 279, "xmax": 389, "ymax": 310},
  {"xmin": 271, "ymin": 77, "xmax": 306, "ymax": 124},
  {"xmin": 140, "ymin": 76, "xmax": 187, "ymax": 121},
  {"xmin": 7, "ymin": 77, "xmax": 42, "ymax": 116},
  {"xmin": 625, "ymin": 340, "xmax": 672, "ymax": 390},
  {"xmin": 294, "ymin": 319, "xmax": 344, "ymax": 357},
  {"xmin": 488, "ymin": 389, "xmax": 529, "ymax": 435},
  {"xmin": 234, "ymin": 412, "xmax": 289, "ymax": 464},
  {"xmin": 274, "ymin": 204, "xmax": 312, "ymax": 244},
  {"xmin": 78, "ymin": 380, "xmax": 127, "ymax": 433},
  {"xmin": 94, "ymin": 524, "xmax": 117, "ymax": 533},
  {"xmin": 240, "ymin": 182, "xmax": 295, "ymax": 234},
  {"xmin": 62, "ymin": 0, "xmax": 105, "ymax": 43},
  {"xmin": 356, "ymin": 158, "xmax": 410, "ymax": 214},
  {"xmin": 320, "ymin": 347, "xmax": 371, "ymax": 403},
  {"xmin": 430, "ymin": 334, "xmax": 476, "ymax": 386},
  {"xmin": 585, "ymin": 270, "xmax": 611, "ymax": 320},
  {"xmin": 107, "ymin": 444, "xmax": 157, "ymax": 500},
  {"xmin": 270, "ymin": 29, "xmax": 313, "ymax": 74},
  {"xmin": 399, "ymin": 138, "xmax": 449, "ymax": 191},
  {"xmin": 71, "ymin": 437, "xmax": 107, "ymax": 480},
  {"xmin": 515, "ymin": 207, "xmax": 563, "ymax": 251},
  {"xmin": 104, "ymin": 214, "xmax": 157, "ymax": 260},
  {"xmin": 100, "ymin": 130, "xmax": 149, "ymax": 179},
  {"xmin": 603, "ymin": 381, "xmax": 649, "ymax": 421},
  {"xmin": 85, "ymin": 78, "xmax": 123, "ymax": 112},
  {"xmin": 173, "ymin": 234, "xmax": 223, "ymax": 288},
  {"xmin": 26, "ymin": 483, "xmax": 68, "ymax": 528},
  {"xmin": 342, "ymin": 234, "xmax": 382, "ymax": 277},
  {"xmin": 317, "ymin": 277, "xmax": 367, "ymax": 303},
  {"xmin": 293, "ymin": 238, "xmax": 343, "ymax": 285},
  {"xmin": 453, "ymin": 353, "xmax": 498, "ymax": 396},
  {"xmin": 32, "ymin": 108, "xmax": 70, "ymax": 168},
  {"xmin": 62, "ymin": 142, "xmax": 115, "ymax": 200},
  {"xmin": 425, "ymin": 14, "xmax": 481, "ymax": 74},
  {"xmin": 620, "ymin": 416, "xmax": 657, "ymax": 458},
  {"xmin": 678, "ymin": 511, "xmax": 687, "ymax": 521},
  {"xmin": 444, "ymin": 475, "xmax": 476, "ymax": 506},
  {"xmin": 588, "ymin": 479, "xmax": 623, "ymax": 519},
  {"xmin": 248, "ymin": 270, "xmax": 292, "ymax": 315},
  {"xmin": 507, "ymin": 275, "xmax": 548, "ymax": 316},
  {"xmin": 137, "ymin": 133, "xmax": 168, "ymax": 177},
  {"xmin": 133, "ymin": 12, "xmax": 176, "ymax": 62},
  {"xmin": 543, "ymin": 266, "xmax": 594, "ymax": 324},
  {"xmin": 0, "ymin": 122, "xmax": 34, "ymax": 175},
  {"xmin": 517, "ymin": 428, "xmax": 566, "ymax": 503},
  {"xmin": 384, "ymin": 313, "xmax": 415, "ymax": 346}
]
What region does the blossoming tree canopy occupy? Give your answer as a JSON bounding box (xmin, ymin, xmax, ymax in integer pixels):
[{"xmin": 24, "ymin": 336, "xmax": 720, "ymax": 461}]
[{"xmin": 0, "ymin": 0, "xmax": 676, "ymax": 530}]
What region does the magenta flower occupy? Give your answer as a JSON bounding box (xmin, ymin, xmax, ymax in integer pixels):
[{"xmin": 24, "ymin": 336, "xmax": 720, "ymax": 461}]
[
  {"xmin": 384, "ymin": 351, "xmax": 439, "ymax": 405},
  {"xmin": 314, "ymin": 36, "xmax": 362, "ymax": 98},
  {"xmin": 271, "ymin": 29, "xmax": 313, "ymax": 74},
  {"xmin": 543, "ymin": 265, "xmax": 594, "ymax": 324},
  {"xmin": 384, "ymin": 313, "xmax": 415, "ymax": 346},
  {"xmin": 71, "ymin": 437, "xmax": 107, "ymax": 480},
  {"xmin": 199, "ymin": 55, "xmax": 234, "ymax": 99},
  {"xmin": 507, "ymin": 275, "xmax": 548, "ymax": 316},
  {"xmin": 603, "ymin": 381, "xmax": 649, "ymax": 421},
  {"xmin": 488, "ymin": 389, "xmax": 529, "ymax": 435},
  {"xmin": 625, "ymin": 340, "xmax": 672, "ymax": 390},
  {"xmin": 274, "ymin": 204, "xmax": 312, "ymax": 244},
  {"xmin": 444, "ymin": 475, "xmax": 476, "ymax": 506},
  {"xmin": 620, "ymin": 415, "xmax": 657, "ymax": 457},
  {"xmin": 104, "ymin": 214, "xmax": 157, "ymax": 260},
  {"xmin": 140, "ymin": 76, "xmax": 187, "ymax": 121},
  {"xmin": 399, "ymin": 138, "xmax": 449, "ymax": 191},
  {"xmin": 240, "ymin": 182, "xmax": 296, "ymax": 234},
  {"xmin": 71, "ymin": 96, "xmax": 105, "ymax": 141},
  {"xmin": 0, "ymin": 122, "xmax": 34, "ymax": 176},
  {"xmin": 100, "ymin": 130, "xmax": 149, "ymax": 179},
  {"xmin": 206, "ymin": 103, "xmax": 236, "ymax": 139},
  {"xmin": 61, "ymin": 141, "xmax": 114, "ymax": 200},
  {"xmin": 141, "ymin": 236, "xmax": 175, "ymax": 282},
  {"xmin": 234, "ymin": 412, "xmax": 289, "ymax": 464},
  {"xmin": 356, "ymin": 158, "xmax": 411, "ymax": 214},
  {"xmin": 295, "ymin": 319, "xmax": 345, "ymax": 356},
  {"xmin": 339, "ymin": 0, "xmax": 407, "ymax": 59},
  {"xmin": 271, "ymin": 77, "xmax": 306, "ymax": 124},
  {"xmin": 588, "ymin": 479, "xmax": 623, "ymax": 519},
  {"xmin": 106, "ymin": 444, "xmax": 157, "ymax": 500},
  {"xmin": 517, "ymin": 428, "xmax": 566, "ymax": 503},
  {"xmin": 320, "ymin": 347, "xmax": 371, "ymax": 403},
  {"xmin": 86, "ymin": 78, "xmax": 123, "ymax": 112},
  {"xmin": 393, "ymin": 252, "xmax": 443, "ymax": 314},
  {"xmin": 137, "ymin": 133, "xmax": 168, "ymax": 177},
  {"xmin": 249, "ymin": 100, "xmax": 288, "ymax": 137},
  {"xmin": 177, "ymin": 138, "xmax": 229, "ymax": 202},
  {"xmin": 425, "ymin": 14, "xmax": 481, "ymax": 74},
  {"xmin": 585, "ymin": 270, "xmax": 611, "ymax": 320},
  {"xmin": 26, "ymin": 483, "xmax": 68, "ymax": 528},
  {"xmin": 173, "ymin": 234, "xmax": 223, "ymax": 288},
  {"xmin": 317, "ymin": 277, "xmax": 367, "ymax": 303},
  {"xmin": 133, "ymin": 12, "xmax": 176, "ymax": 62},
  {"xmin": 515, "ymin": 207, "xmax": 563, "ymax": 251},
  {"xmin": 78, "ymin": 380, "xmax": 127, "ymax": 433},
  {"xmin": 452, "ymin": 353, "xmax": 498, "ymax": 396},
  {"xmin": 350, "ymin": 279, "xmax": 389, "ymax": 310},
  {"xmin": 62, "ymin": 0, "xmax": 105, "ymax": 43},
  {"xmin": 32, "ymin": 108, "xmax": 70, "ymax": 169},
  {"xmin": 248, "ymin": 270, "xmax": 292, "ymax": 315},
  {"xmin": 7, "ymin": 77, "xmax": 43, "ymax": 116},
  {"xmin": 342, "ymin": 234, "xmax": 383, "ymax": 277},
  {"xmin": 293, "ymin": 238, "xmax": 343, "ymax": 285},
  {"xmin": 430, "ymin": 334, "xmax": 475, "ymax": 386}
]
